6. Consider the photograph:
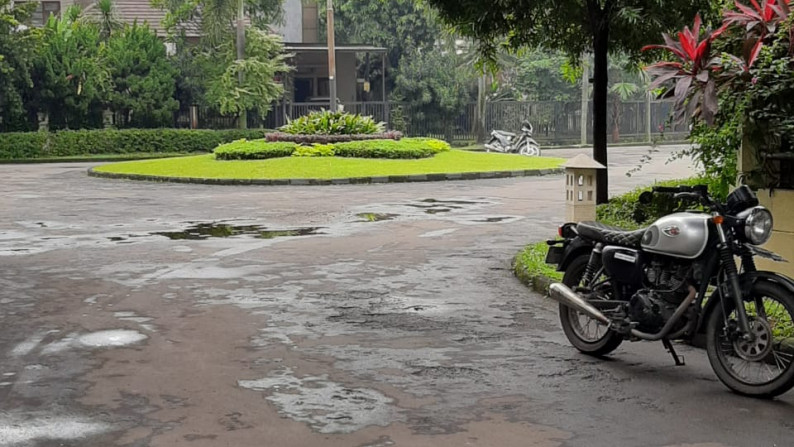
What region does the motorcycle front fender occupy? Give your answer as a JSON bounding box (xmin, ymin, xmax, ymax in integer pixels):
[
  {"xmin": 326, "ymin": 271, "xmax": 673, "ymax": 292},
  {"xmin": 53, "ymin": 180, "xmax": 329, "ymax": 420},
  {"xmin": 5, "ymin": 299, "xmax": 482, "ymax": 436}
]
[{"xmin": 697, "ymin": 270, "xmax": 794, "ymax": 334}]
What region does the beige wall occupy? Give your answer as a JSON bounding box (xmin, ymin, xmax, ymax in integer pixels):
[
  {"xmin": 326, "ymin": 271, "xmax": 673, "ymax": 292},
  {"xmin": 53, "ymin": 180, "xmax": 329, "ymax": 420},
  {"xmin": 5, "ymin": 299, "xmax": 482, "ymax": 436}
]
[{"xmin": 756, "ymin": 189, "xmax": 794, "ymax": 276}]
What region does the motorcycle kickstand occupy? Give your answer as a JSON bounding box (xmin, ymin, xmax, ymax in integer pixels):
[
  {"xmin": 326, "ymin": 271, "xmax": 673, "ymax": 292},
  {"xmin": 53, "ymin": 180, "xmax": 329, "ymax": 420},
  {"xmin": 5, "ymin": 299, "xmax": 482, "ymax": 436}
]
[{"xmin": 662, "ymin": 338, "xmax": 685, "ymax": 366}]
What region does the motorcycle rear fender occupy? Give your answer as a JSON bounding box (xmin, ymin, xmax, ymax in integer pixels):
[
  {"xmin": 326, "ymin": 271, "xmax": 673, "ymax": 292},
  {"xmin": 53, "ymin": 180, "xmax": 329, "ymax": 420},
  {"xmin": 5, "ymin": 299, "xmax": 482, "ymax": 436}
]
[
  {"xmin": 556, "ymin": 236, "xmax": 594, "ymax": 272},
  {"xmin": 696, "ymin": 270, "xmax": 794, "ymax": 334}
]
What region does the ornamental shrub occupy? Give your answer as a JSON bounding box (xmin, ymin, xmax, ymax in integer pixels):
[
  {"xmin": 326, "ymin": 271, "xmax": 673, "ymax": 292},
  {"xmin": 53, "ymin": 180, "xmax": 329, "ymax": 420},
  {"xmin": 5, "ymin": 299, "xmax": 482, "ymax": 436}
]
[
  {"xmin": 292, "ymin": 144, "xmax": 335, "ymax": 157},
  {"xmin": 280, "ymin": 110, "xmax": 385, "ymax": 135},
  {"xmin": 210, "ymin": 137, "xmax": 449, "ymax": 160},
  {"xmin": 265, "ymin": 131, "xmax": 402, "ymax": 144},
  {"xmin": 214, "ymin": 140, "xmax": 296, "ymax": 160},
  {"xmin": 0, "ymin": 129, "xmax": 269, "ymax": 159}
]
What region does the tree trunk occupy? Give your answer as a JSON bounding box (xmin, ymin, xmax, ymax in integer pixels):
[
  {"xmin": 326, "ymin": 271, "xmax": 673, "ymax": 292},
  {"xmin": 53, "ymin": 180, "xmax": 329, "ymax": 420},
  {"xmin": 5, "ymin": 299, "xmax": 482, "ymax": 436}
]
[
  {"xmin": 474, "ymin": 73, "xmax": 487, "ymax": 143},
  {"xmin": 236, "ymin": 0, "xmax": 247, "ymax": 129},
  {"xmin": 589, "ymin": 0, "xmax": 610, "ymax": 204}
]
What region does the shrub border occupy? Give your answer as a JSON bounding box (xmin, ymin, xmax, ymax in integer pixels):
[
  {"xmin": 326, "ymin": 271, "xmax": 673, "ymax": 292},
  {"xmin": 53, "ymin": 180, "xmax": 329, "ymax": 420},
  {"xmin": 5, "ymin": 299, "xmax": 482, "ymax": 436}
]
[{"xmin": 88, "ymin": 167, "xmax": 563, "ymax": 186}]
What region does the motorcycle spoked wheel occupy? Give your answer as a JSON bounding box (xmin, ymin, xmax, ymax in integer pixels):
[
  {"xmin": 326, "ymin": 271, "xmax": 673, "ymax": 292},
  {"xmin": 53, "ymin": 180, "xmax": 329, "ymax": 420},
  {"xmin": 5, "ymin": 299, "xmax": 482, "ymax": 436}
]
[
  {"xmin": 706, "ymin": 281, "xmax": 794, "ymax": 398},
  {"xmin": 559, "ymin": 255, "xmax": 623, "ymax": 356}
]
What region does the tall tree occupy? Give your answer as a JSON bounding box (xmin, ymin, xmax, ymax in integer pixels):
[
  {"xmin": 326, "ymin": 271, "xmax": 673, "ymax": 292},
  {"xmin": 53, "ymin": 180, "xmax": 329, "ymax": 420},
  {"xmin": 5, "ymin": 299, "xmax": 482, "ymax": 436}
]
[
  {"xmin": 324, "ymin": 0, "xmax": 441, "ymax": 89},
  {"xmin": 105, "ymin": 23, "xmax": 180, "ymax": 127},
  {"xmin": 0, "ymin": 0, "xmax": 39, "ymax": 130},
  {"xmin": 424, "ymin": 0, "xmax": 712, "ymax": 203}
]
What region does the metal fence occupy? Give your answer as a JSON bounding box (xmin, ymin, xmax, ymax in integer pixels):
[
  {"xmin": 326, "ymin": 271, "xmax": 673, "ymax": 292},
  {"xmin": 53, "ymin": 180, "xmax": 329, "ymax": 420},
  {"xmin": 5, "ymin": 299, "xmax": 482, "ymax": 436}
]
[{"xmin": 176, "ymin": 99, "xmax": 688, "ymax": 144}]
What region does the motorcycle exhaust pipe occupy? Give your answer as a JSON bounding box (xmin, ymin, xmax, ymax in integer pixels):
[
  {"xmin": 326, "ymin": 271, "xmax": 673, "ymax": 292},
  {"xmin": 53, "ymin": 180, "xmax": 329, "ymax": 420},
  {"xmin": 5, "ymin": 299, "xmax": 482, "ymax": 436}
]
[{"xmin": 548, "ymin": 283, "xmax": 610, "ymax": 326}]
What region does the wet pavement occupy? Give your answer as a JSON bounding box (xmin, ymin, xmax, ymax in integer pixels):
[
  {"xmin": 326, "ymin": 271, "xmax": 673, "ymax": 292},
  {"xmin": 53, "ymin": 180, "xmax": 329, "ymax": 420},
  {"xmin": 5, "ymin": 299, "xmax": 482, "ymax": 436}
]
[{"xmin": 1, "ymin": 145, "xmax": 793, "ymax": 446}]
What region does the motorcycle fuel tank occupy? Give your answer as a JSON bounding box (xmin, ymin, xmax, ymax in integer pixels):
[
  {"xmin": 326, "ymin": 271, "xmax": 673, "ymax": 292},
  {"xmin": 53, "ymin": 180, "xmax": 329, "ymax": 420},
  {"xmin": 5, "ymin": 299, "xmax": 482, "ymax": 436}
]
[{"xmin": 641, "ymin": 213, "xmax": 711, "ymax": 259}]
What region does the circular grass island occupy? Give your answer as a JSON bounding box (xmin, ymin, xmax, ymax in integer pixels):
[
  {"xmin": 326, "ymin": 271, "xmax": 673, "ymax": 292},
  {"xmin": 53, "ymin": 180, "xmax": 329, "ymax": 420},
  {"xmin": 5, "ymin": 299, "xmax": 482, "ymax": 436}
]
[{"xmin": 89, "ymin": 137, "xmax": 565, "ymax": 186}]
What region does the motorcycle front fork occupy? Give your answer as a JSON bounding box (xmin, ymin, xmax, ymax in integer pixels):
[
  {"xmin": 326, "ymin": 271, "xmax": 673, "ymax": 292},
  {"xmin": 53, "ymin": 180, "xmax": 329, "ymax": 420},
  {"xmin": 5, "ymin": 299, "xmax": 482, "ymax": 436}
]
[{"xmin": 715, "ymin": 222, "xmax": 755, "ymax": 341}]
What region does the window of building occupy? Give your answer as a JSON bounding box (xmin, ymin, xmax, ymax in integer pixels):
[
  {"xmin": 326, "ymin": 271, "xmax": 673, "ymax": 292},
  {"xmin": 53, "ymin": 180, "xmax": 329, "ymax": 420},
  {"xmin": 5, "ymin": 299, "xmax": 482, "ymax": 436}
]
[{"xmin": 18, "ymin": 1, "xmax": 61, "ymax": 27}]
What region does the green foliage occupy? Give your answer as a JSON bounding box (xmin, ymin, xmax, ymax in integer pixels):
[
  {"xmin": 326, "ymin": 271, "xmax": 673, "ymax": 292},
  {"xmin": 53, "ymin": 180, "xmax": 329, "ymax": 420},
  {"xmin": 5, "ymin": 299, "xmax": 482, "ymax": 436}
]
[
  {"xmin": 292, "ymin": 145, "xmax": 336, "ymax": 158},
  {"xmin": 0, "ymin": 0, "xmax": 39, "ymax": 131},
  {"xmin": 596, "ymin": 177, "xmax": 725, "ymax": 229},
  {"xmin": 214, "ymin": 140, "xmax": 297, "ymax": 160},
  {"xmin": 327, "ymin": 0, "xmax": 442, "ymax": 89},
  {"xmin": 514, "ymin": 241, "xmax": 564, "ymax": 283},
  {"xmin": 0, "ymin": 132, "xmax": 48, "ymax": 158},
  {"xmin": 332, "ymin": 138, "xmax": 449, "ymax": 159},
  {"xmin": 0, "ymin": 129, "xmax": 268, "ymax": 159},
  {"xmin": 203, "ymin": 29, "xmax": 289, "ymax": 117},
  {"xmin": 265, "ymin": 131, "xmax": 402, "ymax": 144},
  {"xmin": 105, "ymin": 23, "xmax": 179, "ymax": 127},
  {"xmin": 393, "ymin": 43, "xmax": 475, "ymax": 139},
  {"xmin": 212, "ymin": 138, "xmax": 451, "ymax": 161},
  {"xmin": 29, "ymin": 10, "xmax": 109, "ymax": 130},
  {"xmin": 510, "ymin": 50, "xmax": 580, "ymax": 101},
  {"xmin": 280, "ymin": 110, "xmax": 386, "ymax": 135}
]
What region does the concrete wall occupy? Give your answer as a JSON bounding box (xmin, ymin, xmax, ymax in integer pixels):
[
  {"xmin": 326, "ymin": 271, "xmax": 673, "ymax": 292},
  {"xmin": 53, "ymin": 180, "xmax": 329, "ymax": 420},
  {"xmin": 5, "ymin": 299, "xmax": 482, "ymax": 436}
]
[
  {"xmin": 755, "ymin": 189, "xmax": 794, "ymax": 277},
  {"xmin": 336, "ymin": 52, "xmax": 356, "ymax": 103},
  {"xmin": 272, "ymin": 0, "xmax": 303, "ymax": 43}
]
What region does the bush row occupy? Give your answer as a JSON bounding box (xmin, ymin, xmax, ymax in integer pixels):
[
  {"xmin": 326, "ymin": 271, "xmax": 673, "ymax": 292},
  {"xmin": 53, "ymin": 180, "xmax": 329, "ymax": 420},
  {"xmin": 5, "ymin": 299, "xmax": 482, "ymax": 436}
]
[
  {"xmin": 0, "ymin": 129, "xmax": 270, "ymax": 159},
  {"xmin": 265, "ymin": 131, "xmax": 402, "ymax": 144},
  {"xmin": 213, "ymin": 138, "xmax": 452, "ymax": 161}
]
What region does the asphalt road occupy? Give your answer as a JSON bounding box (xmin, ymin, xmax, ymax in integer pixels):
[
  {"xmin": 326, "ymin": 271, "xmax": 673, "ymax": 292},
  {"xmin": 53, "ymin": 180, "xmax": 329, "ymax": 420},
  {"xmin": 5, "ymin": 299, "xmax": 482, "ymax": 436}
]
[{"xmin": 1, "ymin": 146, "xmax": 793, "ymax": 447}]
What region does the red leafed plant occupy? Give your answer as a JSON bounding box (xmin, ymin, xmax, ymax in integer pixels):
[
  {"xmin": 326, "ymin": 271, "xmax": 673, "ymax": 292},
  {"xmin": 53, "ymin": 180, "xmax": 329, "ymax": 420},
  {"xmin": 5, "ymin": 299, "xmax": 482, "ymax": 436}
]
[
  {"xmin": 723, "ymin": 0, "xmax": 790, "ymax": 66},
  {"xmin": 642, "ymin": 14, "xmax": 734, "ymax": 125}
]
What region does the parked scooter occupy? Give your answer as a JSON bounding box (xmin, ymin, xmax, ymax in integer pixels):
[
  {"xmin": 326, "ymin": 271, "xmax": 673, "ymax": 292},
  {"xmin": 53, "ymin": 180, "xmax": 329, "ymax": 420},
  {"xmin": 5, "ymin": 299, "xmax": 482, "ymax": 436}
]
[{"xmin": 485, "ymin": 120, "xmax": 541, "ymax": 156}]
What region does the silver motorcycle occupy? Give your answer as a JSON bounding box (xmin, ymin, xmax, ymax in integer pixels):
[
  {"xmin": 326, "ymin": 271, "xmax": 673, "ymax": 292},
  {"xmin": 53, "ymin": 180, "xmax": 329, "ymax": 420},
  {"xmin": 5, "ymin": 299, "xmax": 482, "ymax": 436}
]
[
  {"xmin": 485, "ymin": 120, "xmax": 541, "ymax": 156},
  {"xmin": 546, "ymin": 184, "xmax": 794, "ymax": 398}
]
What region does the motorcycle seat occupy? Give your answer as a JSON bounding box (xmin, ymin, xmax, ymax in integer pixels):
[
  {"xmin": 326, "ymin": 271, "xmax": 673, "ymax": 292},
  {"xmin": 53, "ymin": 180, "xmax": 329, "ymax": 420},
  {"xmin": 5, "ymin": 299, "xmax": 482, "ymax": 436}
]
[
  {"xmin": 576, "ymin": 221, "xmax": 646, "ymax": 248},
  {"xmin": 492, "ymin": 130, "xmax": 516, "ymax": 138}
]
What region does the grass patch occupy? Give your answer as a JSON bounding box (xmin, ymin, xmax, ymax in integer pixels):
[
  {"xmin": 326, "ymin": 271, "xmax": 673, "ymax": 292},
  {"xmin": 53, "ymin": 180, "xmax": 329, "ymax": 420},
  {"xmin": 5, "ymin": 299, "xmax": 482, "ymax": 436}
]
[
  {"xmin": 93, "ymin": 150, "xmax": 564, "ymax": 180},
  {"xmin": 514, "ymin": 241, "xmax": 563, "ymax": 282}
]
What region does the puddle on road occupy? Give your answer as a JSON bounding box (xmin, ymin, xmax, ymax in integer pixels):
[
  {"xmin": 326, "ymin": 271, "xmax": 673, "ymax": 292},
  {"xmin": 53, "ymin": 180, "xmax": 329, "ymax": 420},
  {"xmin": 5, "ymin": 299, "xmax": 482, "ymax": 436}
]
[
  {"xmin": 150, "ymin": 223, "xmax": 323, "ymax": 241},
  {"xmin": 78, "ymin": 330, "xmax": 147, "ymax": 348},
  {"xmin": 475, "ymin": 217, "xmax": 514, "ymax": 223}
]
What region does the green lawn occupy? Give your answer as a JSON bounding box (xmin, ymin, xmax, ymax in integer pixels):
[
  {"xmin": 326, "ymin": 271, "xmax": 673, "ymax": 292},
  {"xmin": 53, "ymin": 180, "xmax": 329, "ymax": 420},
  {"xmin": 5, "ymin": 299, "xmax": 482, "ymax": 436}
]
[{"xmin": 93, "ymin": 150, "xmax": 564, "ymax": 180}]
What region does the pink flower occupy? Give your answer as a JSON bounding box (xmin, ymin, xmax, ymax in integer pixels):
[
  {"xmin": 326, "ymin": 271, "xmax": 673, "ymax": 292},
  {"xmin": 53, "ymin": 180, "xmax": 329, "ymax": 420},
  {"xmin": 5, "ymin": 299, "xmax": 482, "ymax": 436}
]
[{"xmin": 752, "ymin": 77, "xmax": 759, "ymax": 84}]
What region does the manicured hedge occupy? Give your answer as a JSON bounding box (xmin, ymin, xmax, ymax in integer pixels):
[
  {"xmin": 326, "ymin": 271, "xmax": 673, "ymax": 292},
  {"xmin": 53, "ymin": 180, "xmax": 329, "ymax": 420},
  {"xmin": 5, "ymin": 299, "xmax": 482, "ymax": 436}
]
[
  {"xmin": 212, "ymin": 137, "xmax": 451, "ymax": 161},
  {"xmin": 214, "ymin": 141, "xmax": 297, "ymax": 160},
  {"xmin": 0, "ymin": 129, "xmax": 270, "ymax": 160},
  {"xmin": 265, "ymin": 131, "xmax": 402, "ymax": 144}
]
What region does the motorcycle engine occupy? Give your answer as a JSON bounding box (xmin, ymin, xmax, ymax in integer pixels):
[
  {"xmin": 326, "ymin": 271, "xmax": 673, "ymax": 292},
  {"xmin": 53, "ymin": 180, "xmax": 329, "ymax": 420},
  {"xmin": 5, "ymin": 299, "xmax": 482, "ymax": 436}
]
[{"xmin": 628, "ymin": 260, "xmax": 693, "ymax": 333}]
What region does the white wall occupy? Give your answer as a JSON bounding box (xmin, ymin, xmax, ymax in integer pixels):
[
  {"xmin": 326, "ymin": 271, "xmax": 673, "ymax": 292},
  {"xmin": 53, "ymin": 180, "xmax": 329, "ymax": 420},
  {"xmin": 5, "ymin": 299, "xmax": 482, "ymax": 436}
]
[{"xmin": 272, "ymin": 0, "xmax": 303, "ymax": 43}]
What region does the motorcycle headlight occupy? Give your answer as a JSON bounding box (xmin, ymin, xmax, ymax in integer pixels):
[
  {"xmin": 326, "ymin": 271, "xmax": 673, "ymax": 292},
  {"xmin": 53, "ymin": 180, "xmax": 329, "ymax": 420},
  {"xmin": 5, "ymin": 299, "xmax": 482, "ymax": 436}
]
[{"xmin": 744, "ymin": 206, "xmax": 773, "ymax": 245}]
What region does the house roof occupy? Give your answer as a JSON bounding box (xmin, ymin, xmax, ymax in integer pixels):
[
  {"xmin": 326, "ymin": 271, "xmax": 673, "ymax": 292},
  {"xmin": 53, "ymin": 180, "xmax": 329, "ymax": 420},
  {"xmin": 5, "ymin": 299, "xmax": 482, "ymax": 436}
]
[
  {"xmin": 82, "ymin": 0, "xmax": 202, "ymax": 37},
  {"xmin": 284, "ymin": 43, "xmax": 387, "ymax": 54}
]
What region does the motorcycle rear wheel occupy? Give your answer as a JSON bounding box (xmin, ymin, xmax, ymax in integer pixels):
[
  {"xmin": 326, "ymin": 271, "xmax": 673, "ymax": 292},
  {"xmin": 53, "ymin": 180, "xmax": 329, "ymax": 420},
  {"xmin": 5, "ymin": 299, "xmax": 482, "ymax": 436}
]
[
  {"xmin": 559, "ymin": 255, "xmax": 623, "ymax": 356},
  {"xmin": 706, "ymin": 280, "xmax": 794, "ymax": 398}
]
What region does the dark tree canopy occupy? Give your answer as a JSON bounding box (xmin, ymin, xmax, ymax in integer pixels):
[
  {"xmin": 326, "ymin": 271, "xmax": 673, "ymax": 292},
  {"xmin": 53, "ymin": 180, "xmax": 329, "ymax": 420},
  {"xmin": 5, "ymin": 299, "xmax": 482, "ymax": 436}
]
[{"xmin": 424, "ymin": 0, "xmax": 714, "ymax": 203}]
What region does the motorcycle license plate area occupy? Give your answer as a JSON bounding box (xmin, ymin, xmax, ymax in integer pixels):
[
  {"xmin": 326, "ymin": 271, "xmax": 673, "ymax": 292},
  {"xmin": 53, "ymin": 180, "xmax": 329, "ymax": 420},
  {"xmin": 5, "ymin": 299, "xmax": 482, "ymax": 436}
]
[{"xmin": 545, "ymin": 245, "xmax": 564, "ymax": 266}]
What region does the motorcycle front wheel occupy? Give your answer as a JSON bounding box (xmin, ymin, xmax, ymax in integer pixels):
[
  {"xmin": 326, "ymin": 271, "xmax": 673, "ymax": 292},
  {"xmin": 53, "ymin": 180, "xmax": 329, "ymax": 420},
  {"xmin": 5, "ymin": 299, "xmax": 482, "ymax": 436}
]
[
  {"xmin": 559, "ymin": 255, "xmax": 623, "ymax": 356},
  {"xmin": 706, "ymin": 280, "xmax": 794, "ymax": 398},
  {"xmin": 519, "ymin": 140, "xmax": 540, "ymax": 157}
]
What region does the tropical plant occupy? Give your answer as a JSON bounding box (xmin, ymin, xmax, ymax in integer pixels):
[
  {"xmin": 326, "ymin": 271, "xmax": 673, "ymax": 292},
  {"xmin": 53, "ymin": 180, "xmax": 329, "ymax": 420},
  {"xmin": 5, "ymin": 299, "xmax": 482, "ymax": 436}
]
[
  {"xmin": 642, "ymin": 14, "xmax": 735, "ymax": 125},
  {"xmin": 94, "ymin": 0, "xmax": 122, "ymax": 41},
  {"xmin": 280, "ymin": 110, "xmax": 385, "ymax": 135},
  {"xmin": 0, "ymin": 0, "xmax": 39, "ymax": 130},
  {"xmin": 644, "ymin": 1, "xmax": 794, "ymax": 189},
  {"xmin": 28, "ymin": 7, "xmax": 109, "ymax": 129},
  {"xmin": 423, "ymin": 0, "xmax": 711, "ymax": 203},
  {"xmin": 105, "ymin": 23, "xmax": 180, "ymax": 127}
]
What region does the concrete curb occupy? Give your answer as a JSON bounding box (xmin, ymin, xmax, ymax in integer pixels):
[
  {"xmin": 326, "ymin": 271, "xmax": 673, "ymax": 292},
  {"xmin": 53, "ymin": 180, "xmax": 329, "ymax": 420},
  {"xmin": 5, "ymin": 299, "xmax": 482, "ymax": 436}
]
[
  {"xmin": 511, "ymin": 253, "xmax": 556, "ymax": 296},
  {"xmin": 87, "ymin": 167, "xmax": 564, "ymax": 186}
]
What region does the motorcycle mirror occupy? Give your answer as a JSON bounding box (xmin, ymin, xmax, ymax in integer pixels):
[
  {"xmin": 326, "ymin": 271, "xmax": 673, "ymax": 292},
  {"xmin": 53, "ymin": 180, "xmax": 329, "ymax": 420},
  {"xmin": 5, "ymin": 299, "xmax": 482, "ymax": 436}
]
[{"xmin": 639, "ymin": 191, "xmax": 654, "ymax": 205}]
